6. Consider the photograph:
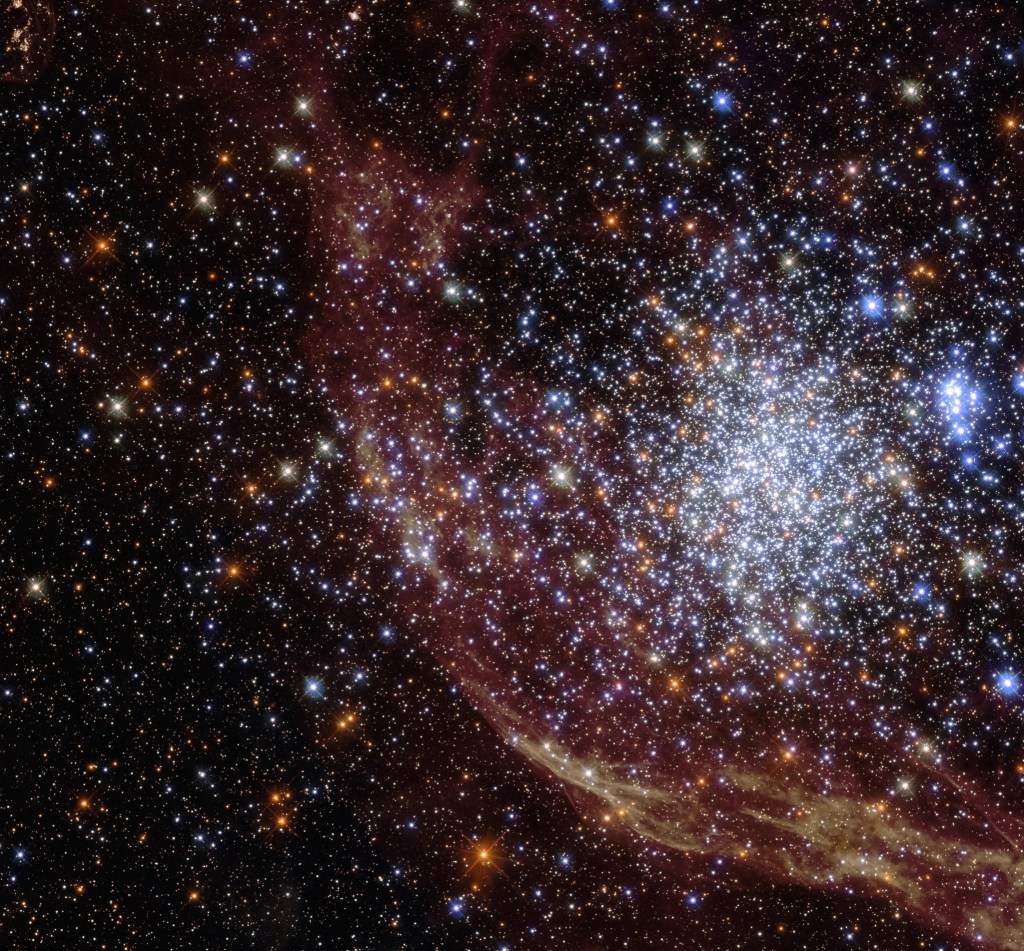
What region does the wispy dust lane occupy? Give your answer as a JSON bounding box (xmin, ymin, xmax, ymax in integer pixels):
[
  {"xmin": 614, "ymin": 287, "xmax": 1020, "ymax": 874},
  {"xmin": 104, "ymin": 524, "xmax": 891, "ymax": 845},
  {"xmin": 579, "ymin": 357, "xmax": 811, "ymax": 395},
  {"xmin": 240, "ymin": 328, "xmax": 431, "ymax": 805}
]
[
  {"xmin": 1, "ymin": 0, "xmax": 55, "ymax": 82},
  {"xmin": 288, "ymin": 4, "xmax": 1024, "ymax": 946}
]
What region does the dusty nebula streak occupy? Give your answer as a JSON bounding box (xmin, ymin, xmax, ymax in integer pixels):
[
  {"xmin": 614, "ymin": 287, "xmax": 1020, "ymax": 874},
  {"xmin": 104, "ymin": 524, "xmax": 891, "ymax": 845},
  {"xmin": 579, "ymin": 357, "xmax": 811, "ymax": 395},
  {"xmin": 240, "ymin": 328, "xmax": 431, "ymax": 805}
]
[
  {"xmin": 0, "ymin": 0, "xmax": 54, "ymax": 83},
  {"xmin": 288, "ymin": 3, "xmax": 1024, "ymax": 946}
]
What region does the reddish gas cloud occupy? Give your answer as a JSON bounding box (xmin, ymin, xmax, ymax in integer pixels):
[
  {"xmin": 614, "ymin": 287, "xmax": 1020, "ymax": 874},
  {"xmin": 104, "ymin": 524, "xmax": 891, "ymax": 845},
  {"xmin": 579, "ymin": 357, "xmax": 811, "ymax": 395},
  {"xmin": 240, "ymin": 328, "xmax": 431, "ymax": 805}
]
[{"xmin": 284, "ymin": 5, "xmax": 1024, "ymax": 946}]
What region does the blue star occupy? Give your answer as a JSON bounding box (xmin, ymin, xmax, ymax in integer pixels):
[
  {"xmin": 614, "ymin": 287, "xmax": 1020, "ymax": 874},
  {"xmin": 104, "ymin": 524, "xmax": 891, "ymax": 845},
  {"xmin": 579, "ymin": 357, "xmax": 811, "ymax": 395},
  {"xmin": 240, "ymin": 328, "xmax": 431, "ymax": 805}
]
[
  {"xmin": 712, "ymin": 91, "xmax": 733, "ymax": 113},
  {"xmin": 861, "ymin": 295, "xmax": 884, "ymax": 318},
  {"xmin": 997, "ymin": 672, "xmax": 1019, "ymax": 696}
]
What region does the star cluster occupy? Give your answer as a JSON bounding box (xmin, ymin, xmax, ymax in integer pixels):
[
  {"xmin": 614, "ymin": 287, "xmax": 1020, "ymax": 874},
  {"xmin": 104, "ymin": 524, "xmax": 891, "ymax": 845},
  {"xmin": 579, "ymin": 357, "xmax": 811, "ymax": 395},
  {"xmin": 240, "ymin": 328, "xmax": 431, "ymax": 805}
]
[{"xmin": 4, "ymin": 1, "xmax": 1024, "ymax": 948}]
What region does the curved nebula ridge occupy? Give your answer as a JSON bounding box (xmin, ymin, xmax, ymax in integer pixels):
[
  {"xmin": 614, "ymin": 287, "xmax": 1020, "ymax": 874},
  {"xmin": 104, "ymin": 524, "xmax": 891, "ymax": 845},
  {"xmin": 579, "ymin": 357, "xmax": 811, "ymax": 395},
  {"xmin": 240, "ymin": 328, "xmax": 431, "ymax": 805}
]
[{"xmin": 293, "ymin": 5, "xmax": 1024, "ymax": 945}]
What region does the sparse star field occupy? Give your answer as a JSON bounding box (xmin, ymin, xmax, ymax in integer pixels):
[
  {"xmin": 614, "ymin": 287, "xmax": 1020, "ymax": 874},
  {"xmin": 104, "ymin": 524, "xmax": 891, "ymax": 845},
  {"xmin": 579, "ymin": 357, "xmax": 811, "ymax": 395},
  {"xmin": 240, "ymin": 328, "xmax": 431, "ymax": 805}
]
[{"xmin": 4, "ymin": 1, "xmax": 1024, "ymax": 949}]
